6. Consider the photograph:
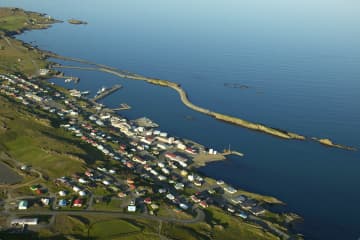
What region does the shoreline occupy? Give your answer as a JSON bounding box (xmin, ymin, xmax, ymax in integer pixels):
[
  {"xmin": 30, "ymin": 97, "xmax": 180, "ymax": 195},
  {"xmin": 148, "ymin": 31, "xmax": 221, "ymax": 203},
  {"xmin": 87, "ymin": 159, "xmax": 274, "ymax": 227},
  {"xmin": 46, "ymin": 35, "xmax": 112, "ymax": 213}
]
[{"xmin": 51, "ymin": 62, "xmax": 356, "ymax": 152}]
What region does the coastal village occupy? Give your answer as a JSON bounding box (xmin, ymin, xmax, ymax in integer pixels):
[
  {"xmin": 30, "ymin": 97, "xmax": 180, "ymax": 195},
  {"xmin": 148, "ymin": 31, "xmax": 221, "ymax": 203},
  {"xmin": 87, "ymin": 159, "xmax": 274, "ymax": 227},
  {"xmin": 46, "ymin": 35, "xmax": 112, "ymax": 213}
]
[{"xmin": 0, "ymin": 72, "xmax": 294, "ymax": 239}]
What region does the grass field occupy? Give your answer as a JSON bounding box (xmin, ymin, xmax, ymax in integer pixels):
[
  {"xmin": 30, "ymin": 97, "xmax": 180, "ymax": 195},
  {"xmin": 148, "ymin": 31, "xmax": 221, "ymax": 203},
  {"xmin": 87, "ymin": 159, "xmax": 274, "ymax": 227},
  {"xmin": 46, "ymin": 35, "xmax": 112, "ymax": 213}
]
[
  {"xmin": 89, "ymin": 219, "xmax": 141, "ymax": 239},
  {"xmin": 202, "ymin": 206, "xmax": 278, "ymax": 240},
  {"xmin": 0, "ymin": 37, "xmax": 48, "ymax": 76},
  {"xmin": 0, "ymin": 7, "xmax": 55, "ymax": 33},
  {"xmin": 0, "ymin": 7, "xmax": 57, "ymax": 76},
  {"xmin": 0, "ymin": 95, "xmax": 106, "ymax": 179}
]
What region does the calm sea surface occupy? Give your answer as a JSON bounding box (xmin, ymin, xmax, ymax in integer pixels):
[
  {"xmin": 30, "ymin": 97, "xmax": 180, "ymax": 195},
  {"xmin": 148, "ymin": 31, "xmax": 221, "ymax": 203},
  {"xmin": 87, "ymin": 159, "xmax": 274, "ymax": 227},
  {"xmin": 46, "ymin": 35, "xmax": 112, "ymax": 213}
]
[{"xmin": 2, "ymin": 1, "xmax": 360, "ymax": 239}]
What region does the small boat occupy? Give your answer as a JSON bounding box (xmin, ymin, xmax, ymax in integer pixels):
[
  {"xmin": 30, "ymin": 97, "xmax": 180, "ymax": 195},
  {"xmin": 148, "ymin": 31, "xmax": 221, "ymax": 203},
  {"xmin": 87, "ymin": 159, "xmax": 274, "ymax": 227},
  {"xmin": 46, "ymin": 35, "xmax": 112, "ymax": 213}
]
[{"xmin": 96, "ymin": 87, "xmax": 107, "ymax": 95}]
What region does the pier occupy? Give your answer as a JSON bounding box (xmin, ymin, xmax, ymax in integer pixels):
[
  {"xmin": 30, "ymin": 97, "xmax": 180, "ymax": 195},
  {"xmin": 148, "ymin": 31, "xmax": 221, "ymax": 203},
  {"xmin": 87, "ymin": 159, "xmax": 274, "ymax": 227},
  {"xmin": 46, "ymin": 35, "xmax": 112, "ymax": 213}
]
[
  {"xmin": 222, "ymin": 150, "xmax": 244, "ymax": 157},
  {"xmin": 92, "ymin": 84, "xmax": 122, "ymax": 102},
  {"xmin": 53, "ymin": 74, "xmax": 80, "ymax": 83},
  {"xmin": 112, "ymin": 103, "xmax": 131, "ymax": 111}
]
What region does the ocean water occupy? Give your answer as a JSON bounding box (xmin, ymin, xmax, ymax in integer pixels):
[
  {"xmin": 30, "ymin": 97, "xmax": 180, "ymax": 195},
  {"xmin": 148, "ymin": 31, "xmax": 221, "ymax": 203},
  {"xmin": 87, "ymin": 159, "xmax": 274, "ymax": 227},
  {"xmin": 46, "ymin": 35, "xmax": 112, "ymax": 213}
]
[{"xmin": 2, "ymin": 1, "xmax": 360, "ymax": 239}]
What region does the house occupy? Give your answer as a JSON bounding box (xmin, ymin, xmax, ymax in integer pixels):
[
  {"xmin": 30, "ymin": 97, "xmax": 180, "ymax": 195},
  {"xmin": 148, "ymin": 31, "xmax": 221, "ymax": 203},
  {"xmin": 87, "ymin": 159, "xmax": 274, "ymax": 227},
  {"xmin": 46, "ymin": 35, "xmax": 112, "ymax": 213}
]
[
  {"xmin": 158, "ymin": 188, "xmax": 167, "ymax": 194},
  {"xmin": 18, "ymin": 200, "xmax": 28, "ymax": 210},
  {"xmin": 240, "ymin": 199, "xmax": 257, "ymax": 210},
  {"xmin": 158, "ymin": 175, "xmax": 167, "ymax": 181},
  {"xmin": 73, "ymin": 199, "xmax": 83, "ymax": 207},
  {"xmin": 199, "ymin": 201, "xmax": 208, "ymax": 208},
  {"xmin": 151, "ymin": 204, "xmax": 159, "ymax": 210},
  {"xmin": 11, "ymin": 218, "xmax": 38, "ymax": 226},
  {"xmin": 250, "ymin": 206, "xmax": 266, "ymax": 216},
  {"xmin": 224, "ymin": 186, "xmax": 237, "ymax": 194},
  {"xmin": 118, "ymin": 192, "xmax": 127, "ymax": 198},
  {"xmin": 73, "ymin": 186, "xmax": 81, "ymax": 192},
  {"xmin": 175, "ymin": 183, "xmax": 185, "ymax": 190},
  {"xmin": 58, "ymin": 199, "xmax": 67, "ymax": 207},
  {"xmin": 78, "ymin": 178, "xmax": 88, "ymax": 184},
  {"xmin": 39, "ymin": 68, "xmax": 49, "ymax": 76},
  {"xmin": 79, "ymin": 190, "xmax": 87, "ymax": 197},
  {"xmin": 227, "ymin": 206, "xmax": 235, "ymax": 213},
  {"xmin": 58, "ymin": 190, "xmax": 67, "ymax": 197},
  {"xmin": 133, "ymin": 156, "xmax": 146, "ymax": 165},
  {"xmin": 180, "ymin": 170, "xmax": 188, "ymax": 177},
  {"xmin": 166, "ymin": 194, "xmax": 175, "ymax": 201},
  {"xmin": 216, "ymin": 180, "xmax": 225, "ymax": 185},
  {"xmin": 164, "ymin": 153, "xmax": 188, "ymax": 164},
  {"xmin": 232, "ymin": 195, "xmax": 246, "ymax": 204},
  {"xmin": 102, "ymin": 180, "xmax": 110, "ymax": 186},
  {"xmin": 235, "ymin": 211, "xmax": 248, "ymax": 219},
  {"xmin": 127, "ymin": 179, "xmax": 135, "ymax": 184},
  {"xmin": 30, "ymin": 185, "xmax": 40, "ymax": 191},
  {"xmin": 190, "ymin": 195, "xmax": 201, "ymax": 203},
  {"xmin": 194, "ymin": 181, "xmax": 202, "ymax": 187},
  {"xmin": 35, "ymin": 189, "xmax": 44, "ymax": 195},
  {"xmin": 128, "ymin": 203, "xmax": 136, "ymax": 212},
  {"xmin": 185, "ymin": 147, "xmax": 196, "ymax": 154},
  {"xmin": 188, "ymin": 175, "xmax": 194, "ymax": 182},
  {"xmin": 179, "ymin": 203, "xmax": 189, "ymax": 210},
  {"xmin": 41, "ymin": 198, "xmax": 50, "ymax": 206},
  {"xmin": 144, "ymin": 197, "xmax": 152, "ymax": 205},
  {"xmin": 208, "ymin": 189, "xmax": 216, "ymax": 194},
  {"xmin": 141, "ymin": 137, "xmax": 154, "ymax": 145},
  {"xmin": 177, "ymin": 143, "xmax": 186, "ymax": 150},
  {"xmin": 157, "ymin": 143, "xmax": 169, "ymax": 150}
]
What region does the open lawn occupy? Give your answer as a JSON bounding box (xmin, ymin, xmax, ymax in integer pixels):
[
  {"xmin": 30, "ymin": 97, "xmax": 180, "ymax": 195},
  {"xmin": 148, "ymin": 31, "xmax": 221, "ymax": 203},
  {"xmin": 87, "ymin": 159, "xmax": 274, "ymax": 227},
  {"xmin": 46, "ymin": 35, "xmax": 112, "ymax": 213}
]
[{"xmin": 89, "ymin": 219, "xmax": 141, "ymax": 239}]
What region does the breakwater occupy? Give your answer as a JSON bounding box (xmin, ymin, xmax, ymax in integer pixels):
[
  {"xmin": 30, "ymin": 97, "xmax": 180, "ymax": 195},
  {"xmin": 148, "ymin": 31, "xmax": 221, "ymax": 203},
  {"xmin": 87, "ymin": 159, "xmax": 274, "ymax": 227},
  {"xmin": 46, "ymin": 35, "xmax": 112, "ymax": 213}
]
[
  {"xmin": 93, "ymin": 84, "xmax": 122, "ymax": 101},
  {"xmin": 50, "ymin": 54, "xmax": 356, "ymax": 151}
]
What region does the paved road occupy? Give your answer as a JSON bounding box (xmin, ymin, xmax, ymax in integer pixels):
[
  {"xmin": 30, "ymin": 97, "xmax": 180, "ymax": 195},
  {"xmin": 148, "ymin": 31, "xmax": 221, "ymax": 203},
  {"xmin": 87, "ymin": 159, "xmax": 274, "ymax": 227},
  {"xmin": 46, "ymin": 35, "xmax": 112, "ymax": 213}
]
[{"xmin": 8, "ymin": 207, "xmax": 205, "ymax": 225}]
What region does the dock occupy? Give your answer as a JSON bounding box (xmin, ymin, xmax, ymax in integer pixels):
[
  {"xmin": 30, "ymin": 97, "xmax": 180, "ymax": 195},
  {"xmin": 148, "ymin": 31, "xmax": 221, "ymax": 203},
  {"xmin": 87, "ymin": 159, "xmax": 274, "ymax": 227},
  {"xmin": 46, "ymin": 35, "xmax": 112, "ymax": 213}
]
[
  {"xmin": 53, "ymin": 74, "xmax": 80, "ymax": 83},
  {"xmin": 221, "ymin": 150, "xmax": 244, "ymax": 157},
  {"xmin": 112, "ymin": 103, "xmax": 131, "ymax": 111},
  {"xmin": 93, "ymin": 84, "xmax": 122, "ymax": 101}
]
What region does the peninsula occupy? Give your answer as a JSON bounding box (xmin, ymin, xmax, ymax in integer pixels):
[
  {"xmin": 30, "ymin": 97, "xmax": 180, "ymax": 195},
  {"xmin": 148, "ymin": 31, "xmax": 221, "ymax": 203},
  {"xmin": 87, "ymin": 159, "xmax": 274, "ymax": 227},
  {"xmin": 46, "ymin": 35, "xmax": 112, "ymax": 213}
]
[{"xmin": 0, "ymin": 7, "xmax": 302, "ymax": 240}]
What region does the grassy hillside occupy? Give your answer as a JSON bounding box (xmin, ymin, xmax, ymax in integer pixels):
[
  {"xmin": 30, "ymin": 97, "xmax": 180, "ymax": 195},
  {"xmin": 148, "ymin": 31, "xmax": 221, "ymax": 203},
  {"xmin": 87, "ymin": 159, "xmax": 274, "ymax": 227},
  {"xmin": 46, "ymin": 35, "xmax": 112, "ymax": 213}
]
[
  {"xmin": 0, "ymin": 95, "xmax": 103, "ymax": 179},
  {"xmin": 0, "ymin": 7, "xmax": 58, "ymax": 76},
  {"xmin": 0, "ymin": 7, "xmax": 56, "ymax": 33}
]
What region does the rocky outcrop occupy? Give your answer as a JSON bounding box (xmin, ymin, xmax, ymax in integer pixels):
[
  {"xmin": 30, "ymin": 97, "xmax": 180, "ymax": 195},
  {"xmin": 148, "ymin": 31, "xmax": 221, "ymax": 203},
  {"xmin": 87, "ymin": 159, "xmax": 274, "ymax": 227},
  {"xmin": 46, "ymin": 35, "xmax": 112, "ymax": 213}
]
[
  {"xmin": 68, "ymin": 19, "xmax": 88, "ymax": 25},
  {"xmin": 313, "ymin": 138, "xmax": 357, "ymax": 151}
]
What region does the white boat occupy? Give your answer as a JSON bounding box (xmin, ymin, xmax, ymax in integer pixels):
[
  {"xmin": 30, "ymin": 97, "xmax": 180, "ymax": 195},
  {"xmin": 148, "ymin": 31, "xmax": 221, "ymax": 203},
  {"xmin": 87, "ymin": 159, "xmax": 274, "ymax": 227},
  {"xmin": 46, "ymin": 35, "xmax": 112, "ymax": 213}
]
[{"xmin": 96, "ymin": 87, "xmax": 107, "ymax": 95}]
